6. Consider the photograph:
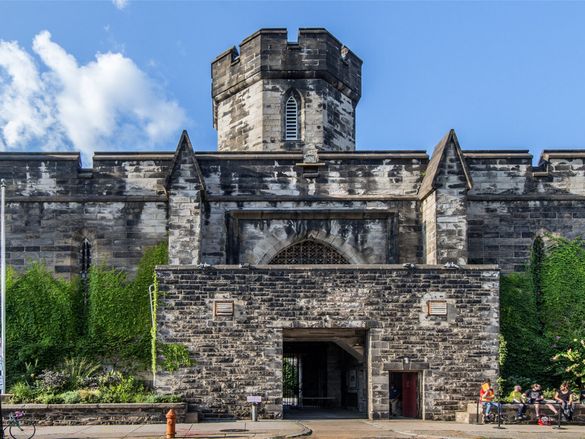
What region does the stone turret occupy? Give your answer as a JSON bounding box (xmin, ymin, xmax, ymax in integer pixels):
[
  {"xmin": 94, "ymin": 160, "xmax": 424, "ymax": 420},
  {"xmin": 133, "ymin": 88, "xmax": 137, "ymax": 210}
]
[{"xmin": 211, "ymin": 28, "xmax": 362, "ymax": 152}]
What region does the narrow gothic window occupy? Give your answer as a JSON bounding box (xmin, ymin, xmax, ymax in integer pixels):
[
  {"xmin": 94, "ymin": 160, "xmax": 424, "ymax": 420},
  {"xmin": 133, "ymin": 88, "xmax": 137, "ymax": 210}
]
[
  {"xmin": 284, "ymin": 95, "xmax": 299, "ymax": 141},
  {"xmin": 269, "ymin": 240, "xmax": 349, "ymax": 265},
  {"xmin": 80, "ymin": 238, "xmax": 91, "ymax": 279}
]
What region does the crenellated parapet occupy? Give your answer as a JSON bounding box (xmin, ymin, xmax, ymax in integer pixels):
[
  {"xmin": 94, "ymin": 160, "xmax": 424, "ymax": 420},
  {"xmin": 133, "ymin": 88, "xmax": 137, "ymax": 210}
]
[
  {"xmin": 211, "ymin": 28, "xmax": 362, "ymax": 104},
  {"xmin": 211, "ymin": 28, "xmax": 362, "ymax": 152}
]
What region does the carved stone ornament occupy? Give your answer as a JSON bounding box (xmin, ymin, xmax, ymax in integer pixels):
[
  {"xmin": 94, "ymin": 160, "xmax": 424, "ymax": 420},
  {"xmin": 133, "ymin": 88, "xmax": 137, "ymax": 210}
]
[{"xmin": 303, "ymin": 144, "xmax": 320, "ymax": 164}]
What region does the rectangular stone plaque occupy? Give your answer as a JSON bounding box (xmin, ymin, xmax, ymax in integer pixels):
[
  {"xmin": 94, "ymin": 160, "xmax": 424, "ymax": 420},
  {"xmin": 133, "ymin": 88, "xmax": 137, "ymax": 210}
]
[
  {"xmin": 247, "ymin": 395, "xmax": 262, "ymax": 403},
  {"xmin": 214, "ymin": 300, "xmax": 234, "ymax": 317},
  {"xmin": 427, "ymin": 300, "xmax": 448, "ymax": 316}
]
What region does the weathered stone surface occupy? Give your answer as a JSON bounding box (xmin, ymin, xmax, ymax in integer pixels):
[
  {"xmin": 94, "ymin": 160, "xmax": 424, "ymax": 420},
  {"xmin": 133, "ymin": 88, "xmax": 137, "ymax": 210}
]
[
  {"xmin": 155, "ymin": 265, "xmax": 499, "ymax": 421},
  {"xmin": 0, "ymin": 152, "xmax": 170, "ymax": 278},
  {"xmin": 212, "ymin": 28, "xmax": 361, "ymax": 152},
  {"xmin": 3, "ymin": 27, "xmax": 585, "ymax": 424},
  {"xmin": 1, "ymin": 403, "xmax": 187, "ymax": 426}
]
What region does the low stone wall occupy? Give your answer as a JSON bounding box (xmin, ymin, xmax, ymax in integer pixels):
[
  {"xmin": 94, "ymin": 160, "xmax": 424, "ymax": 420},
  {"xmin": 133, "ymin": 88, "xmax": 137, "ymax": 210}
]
[{"xmin": 1, "ymin": 403, "xmax": 187, "ymax": 426}]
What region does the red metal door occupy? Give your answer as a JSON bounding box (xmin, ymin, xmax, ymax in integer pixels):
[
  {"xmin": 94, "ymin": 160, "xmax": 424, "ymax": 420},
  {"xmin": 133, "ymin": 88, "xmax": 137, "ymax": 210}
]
[{"xmin": 401, "ymin": 372, "xmax": 418, "ymax": 418}]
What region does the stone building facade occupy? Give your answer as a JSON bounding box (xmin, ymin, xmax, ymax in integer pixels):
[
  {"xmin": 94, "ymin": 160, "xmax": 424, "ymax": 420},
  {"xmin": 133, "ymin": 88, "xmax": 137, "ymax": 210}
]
[{"xmin": 2, "ymin": 28, "xmax": 585, "ymax": 420}]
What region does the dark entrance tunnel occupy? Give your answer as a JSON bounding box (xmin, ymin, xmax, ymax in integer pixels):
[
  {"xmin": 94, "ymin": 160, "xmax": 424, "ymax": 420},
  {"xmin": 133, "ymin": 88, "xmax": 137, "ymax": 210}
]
[{"xmin": 282, "ymin": 329, "xmax": 367, "ymax": 419}]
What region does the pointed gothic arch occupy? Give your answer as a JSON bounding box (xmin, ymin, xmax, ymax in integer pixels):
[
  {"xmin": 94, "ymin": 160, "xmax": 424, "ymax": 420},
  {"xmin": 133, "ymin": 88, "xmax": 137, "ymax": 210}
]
[
  {"xmin": 268, "ymin": 239, "xmax": 349, "ymax": 265},
  {"xmin": 283, "ymin": 89, "xmax": 302, "ymax": 142}
]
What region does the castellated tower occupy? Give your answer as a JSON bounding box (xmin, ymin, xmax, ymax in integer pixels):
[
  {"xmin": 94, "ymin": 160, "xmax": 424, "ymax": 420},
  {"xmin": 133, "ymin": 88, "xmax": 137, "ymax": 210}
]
[{"xmin": 211, "ymin": 28, "xmax": 362, "ymax": 152}]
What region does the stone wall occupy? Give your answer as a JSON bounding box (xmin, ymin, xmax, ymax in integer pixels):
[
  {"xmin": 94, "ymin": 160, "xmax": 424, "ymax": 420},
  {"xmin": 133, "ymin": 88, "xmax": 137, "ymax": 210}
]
[
  {"xmin": 155, "ymin": 264, "xmax": 499, "ymax": 421},
  {"xmin": 1, "ymin": 403, "xmax": 187, "ymax": 426},
  {"xmin": 211, "ymin": 28, "xmax": 361, "ymax": 152},
  {"xmin": 0, "ymin": 152, "xmax": 171, "ymax": 278},
  {"xmin": 195, "ymin": 151, "xmax": 426, "ymax": 265},
  {"xmin": 465, "ymin": 152, "xmax": 585, "ymax": 271},
  {"xmin": 4, "ymin": 145, "xmax": 585, "ymax": 276}
]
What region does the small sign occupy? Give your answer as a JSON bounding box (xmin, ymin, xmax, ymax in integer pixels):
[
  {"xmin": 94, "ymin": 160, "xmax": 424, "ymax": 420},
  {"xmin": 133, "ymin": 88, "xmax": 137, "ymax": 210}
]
[
  {"xmin": 427, "ymin": 300, "xmax": 448, "ymax": 316},
  {"xmin": 247, "ymin": 395, "xmax": 262, "ymax": 403},
  {"xmin": 214, "ymin": 300, "xmax": 234, "ymax": 317}
]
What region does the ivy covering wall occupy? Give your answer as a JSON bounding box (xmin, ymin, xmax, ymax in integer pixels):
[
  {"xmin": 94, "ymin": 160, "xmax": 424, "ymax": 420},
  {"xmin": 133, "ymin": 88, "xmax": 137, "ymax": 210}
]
[
  {"xmin": 500, "ymin": 236, "xmax": 585, "ymax": 389},
  {"xmin": 6, "ymin": 242, "xmax": 167, "ymax": 386}
]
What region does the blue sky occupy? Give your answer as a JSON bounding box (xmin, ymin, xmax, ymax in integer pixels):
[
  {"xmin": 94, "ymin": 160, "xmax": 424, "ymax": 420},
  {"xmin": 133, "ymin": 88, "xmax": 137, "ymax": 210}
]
[{"xmin": 1, "ymin": 1, "xmax": 585, "ymax": 164}]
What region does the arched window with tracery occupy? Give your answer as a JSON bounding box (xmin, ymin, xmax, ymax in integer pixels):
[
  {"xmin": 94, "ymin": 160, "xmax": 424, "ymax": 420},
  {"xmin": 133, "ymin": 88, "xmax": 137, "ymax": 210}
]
[
  {"xmin": 284, "ymin": 94, "xmax": 299, "ymax": 141},
  {"xmin": 269, "ymin": 240, "xmax": 349, "ymax": 265},
  {"xmin": 80, "ymin": 238, "xmax": 92, "ymax": 280}
]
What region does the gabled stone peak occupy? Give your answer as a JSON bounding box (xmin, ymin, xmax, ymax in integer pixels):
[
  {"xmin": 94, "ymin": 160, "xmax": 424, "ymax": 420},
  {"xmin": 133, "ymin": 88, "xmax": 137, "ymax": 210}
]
[{"xmin": 418, "ymin": 129, "xmax": 473, "ymax": 199}]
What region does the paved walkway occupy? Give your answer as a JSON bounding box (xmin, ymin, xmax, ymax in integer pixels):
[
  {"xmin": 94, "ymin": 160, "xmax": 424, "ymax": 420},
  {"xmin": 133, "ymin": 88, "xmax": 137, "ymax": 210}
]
[
  {"xmin": 304, "ymin": 418, "xmax": 585, "ymax": 439},
  {"xmin": 30, "ymin": 420, "xmax": 309, "ymax": 438},
  {"xmin": 28, "ymin": 419, "xmax": 585, "ymax": 439}
]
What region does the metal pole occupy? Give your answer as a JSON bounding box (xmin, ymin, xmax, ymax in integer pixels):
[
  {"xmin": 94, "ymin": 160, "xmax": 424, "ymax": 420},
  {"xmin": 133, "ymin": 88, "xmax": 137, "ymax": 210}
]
[
  {"xmin": 1, "ymin": 179, "xmax": 6, "ymax": 396},
  {"xmin": 553, "ymin": 402, "xmax": 564, "ymax": 430},
  {"xmin": 493, "ymin": 400, "xmax": 505, "ymax": 429},
  {"xmin": 476, "ymin": 399, "xmax": 479, "ymax": 424}
]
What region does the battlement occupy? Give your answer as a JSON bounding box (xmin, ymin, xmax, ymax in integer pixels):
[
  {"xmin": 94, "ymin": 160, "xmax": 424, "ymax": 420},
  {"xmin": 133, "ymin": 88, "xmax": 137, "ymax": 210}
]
[{"xmin": 211, "ymin": 28, "xmax": 362, "ymax": 102}]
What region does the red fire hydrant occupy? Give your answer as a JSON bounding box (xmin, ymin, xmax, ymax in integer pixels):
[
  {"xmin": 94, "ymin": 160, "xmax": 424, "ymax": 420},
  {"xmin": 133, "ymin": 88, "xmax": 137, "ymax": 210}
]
[{"xmin": 166, "ymin": 408, "xmax": 176, "ymax": 439}]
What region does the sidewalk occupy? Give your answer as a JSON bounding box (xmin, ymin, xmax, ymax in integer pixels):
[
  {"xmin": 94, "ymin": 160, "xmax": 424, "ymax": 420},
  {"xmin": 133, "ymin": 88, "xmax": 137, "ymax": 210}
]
[
  {"xmin": 28, "ymin": 418, "xmax": 585, "ymax": 439},
  {"xmin": 30, "ymin": 420, "xmax": 310, "ymax": 439},
  {"xmin": 305, "ymin": 418, "xmax": 585, "ymax": 438}
]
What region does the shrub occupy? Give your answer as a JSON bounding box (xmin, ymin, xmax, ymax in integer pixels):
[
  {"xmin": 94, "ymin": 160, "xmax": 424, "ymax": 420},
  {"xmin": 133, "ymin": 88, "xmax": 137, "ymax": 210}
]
[
  {"xmin": 9, "ymin": 382, "xmax": 36, "ymax": 403},
  {"xmin": 60, "ymin": 357, "xmax": 101, "ymax": 388},
  {"xmin": 60, "ymin": 390, "xmax": 81, "ymax": 404},
  {"xmin": 78, "ymin": 389, "xmax": 101, "ymax": 403},
  {"xmin": 99, "ymin": 375, "xmax": 144, "ymax": 403},
  {"xmin": 36, "ymin": 393, "xmax": 65, "ymax": 404},
  {"xmin": 36, "ymin": 370, "xmax": 69, "ymax": 393},
  {"xmin": 98, "ymin": 371, "xmax": 124, "ymax": 387}
]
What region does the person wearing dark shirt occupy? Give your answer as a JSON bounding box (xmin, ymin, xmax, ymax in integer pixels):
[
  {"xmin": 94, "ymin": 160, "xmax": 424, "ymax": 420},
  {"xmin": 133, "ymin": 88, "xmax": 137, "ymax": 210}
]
[
  {"xmin": 389, "ymin": 384, "xmax": 401, "ymax": 416},
  {"xmin": 554, "ymin": 382, "xmax": 575, "ymax": 421},
  {"xmin": 524, "ymin": 383, "xmax": 558, "ymax": 418}
]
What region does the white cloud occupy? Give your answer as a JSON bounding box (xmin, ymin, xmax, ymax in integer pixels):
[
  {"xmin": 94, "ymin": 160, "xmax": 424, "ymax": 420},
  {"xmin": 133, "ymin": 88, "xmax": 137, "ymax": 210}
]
[
  {"xmin": 112, "ymin": 0, "xmax": 129, "ymax": 10},
  {"xmin": 0, "ymin": 31, "xmax": 185, "ymax": 164}
]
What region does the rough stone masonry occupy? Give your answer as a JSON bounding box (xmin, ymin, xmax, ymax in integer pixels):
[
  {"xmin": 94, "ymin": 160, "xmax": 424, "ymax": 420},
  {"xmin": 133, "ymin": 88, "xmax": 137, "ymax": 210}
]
[{"xmin": 1, "ymin": 27, "xmax": 585, "ymax": 420}]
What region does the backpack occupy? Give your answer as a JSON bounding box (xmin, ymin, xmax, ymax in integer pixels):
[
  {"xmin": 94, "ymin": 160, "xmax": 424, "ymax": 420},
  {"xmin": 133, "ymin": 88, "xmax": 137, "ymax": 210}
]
[{"xmin": 538, "ymin": 416, "xmax": 553, "ymax": 426}]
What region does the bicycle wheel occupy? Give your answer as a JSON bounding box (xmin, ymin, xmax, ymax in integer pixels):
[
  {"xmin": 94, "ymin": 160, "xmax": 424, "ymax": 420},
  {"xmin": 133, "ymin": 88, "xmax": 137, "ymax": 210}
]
[{"xmin": 9, "ymin": 423, "xmax": 35, "ymax": 439}]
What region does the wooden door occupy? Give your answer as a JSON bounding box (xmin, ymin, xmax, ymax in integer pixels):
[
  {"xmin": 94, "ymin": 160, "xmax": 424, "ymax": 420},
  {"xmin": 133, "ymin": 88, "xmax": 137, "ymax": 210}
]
[{"xmin": 401, "ymin": 372, "xmax": 418, "ymax": 418}]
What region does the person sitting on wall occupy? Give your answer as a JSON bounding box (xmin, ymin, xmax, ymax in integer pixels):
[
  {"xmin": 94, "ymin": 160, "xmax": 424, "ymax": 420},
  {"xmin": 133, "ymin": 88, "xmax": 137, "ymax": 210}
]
[
  {"xmin": 524, "ymin": 383, "xmax": 558, "ymax": 419},
  {"xmin": 509, "ymin": 385, "xmax": 528, "ymax": 420},
  {"xmin": 554, "ymin": 382, "xmax": 575, "ymax": 421},
  {"xmin": 479, "ymin": 379, "xmax": 499, "ymax": 422},
  {"xmin": 389, "ymin": 384, "xmax": 401, "ymax": 417}
]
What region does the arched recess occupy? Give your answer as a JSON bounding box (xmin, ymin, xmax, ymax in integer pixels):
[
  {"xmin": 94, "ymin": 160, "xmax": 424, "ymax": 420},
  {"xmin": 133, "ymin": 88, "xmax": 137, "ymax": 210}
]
[
  {"xmin": 268, "ymin": 239, "xmax": 349, "ymax": 265},
  {"xmin": 282, "ymin": 89, "xmax": 303, "ymax": 142},
  {"xmin": 258, "ymin": 232, "xmax": 366, "ymax": 265}
]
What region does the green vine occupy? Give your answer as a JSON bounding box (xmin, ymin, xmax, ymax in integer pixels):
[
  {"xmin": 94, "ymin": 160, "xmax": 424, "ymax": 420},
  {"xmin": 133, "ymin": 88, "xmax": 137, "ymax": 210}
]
[
  {"xmin": 84, "ymin": 242, "xmax": 168, "ymax": 367},
  {"xmin": 151, "ymin": 272, "xmax": 158, "ymax": 380},
  {"xmin": 6, "ymin": 243, "xmax": 167, "ymax": 386},
  {"xmin": 501, "ymin": 236, "xmax": 585, "ymax": 390},
  {"xmin": 159, "ymin": 343, "xmax": 192, "ymax": 372}
]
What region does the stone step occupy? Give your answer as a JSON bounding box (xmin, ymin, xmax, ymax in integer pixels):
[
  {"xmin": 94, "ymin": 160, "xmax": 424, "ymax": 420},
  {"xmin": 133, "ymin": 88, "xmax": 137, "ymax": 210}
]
[
  {"xmin": 455, "ymin": 411, "xmax": 479, "ymax": 424},
  {"xmin": 184, "ymin": 412, "xmax": 201, "ymax": 423}
]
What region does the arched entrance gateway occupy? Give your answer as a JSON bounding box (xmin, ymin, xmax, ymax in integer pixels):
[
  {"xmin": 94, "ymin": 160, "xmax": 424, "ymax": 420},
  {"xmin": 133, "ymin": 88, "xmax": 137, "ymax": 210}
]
[{"xmin": 267, "ymin": 241, "xmax": 368, "ymax": 419}]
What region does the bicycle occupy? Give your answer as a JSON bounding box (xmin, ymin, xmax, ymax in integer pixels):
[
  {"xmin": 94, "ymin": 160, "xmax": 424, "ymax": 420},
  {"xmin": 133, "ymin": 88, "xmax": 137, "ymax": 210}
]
[{"xmin": 1, "ymin": 411, "xmax": 36, "ymax": 439}]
